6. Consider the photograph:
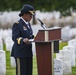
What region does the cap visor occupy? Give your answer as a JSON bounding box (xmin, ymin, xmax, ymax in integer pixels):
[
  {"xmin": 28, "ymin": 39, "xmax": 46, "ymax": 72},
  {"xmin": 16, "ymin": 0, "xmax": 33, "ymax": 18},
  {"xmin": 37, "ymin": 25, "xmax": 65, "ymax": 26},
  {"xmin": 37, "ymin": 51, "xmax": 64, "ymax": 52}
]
[{"xmin": 29, "ymin": 10, "xmax": 35, "ymax": 15}]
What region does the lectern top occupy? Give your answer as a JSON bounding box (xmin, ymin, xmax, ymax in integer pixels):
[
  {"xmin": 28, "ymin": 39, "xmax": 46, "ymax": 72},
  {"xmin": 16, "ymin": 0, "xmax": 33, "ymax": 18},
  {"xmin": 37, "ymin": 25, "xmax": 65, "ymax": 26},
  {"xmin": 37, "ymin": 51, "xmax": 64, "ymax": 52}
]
[
  {"xmin": 34, "ymin": 28, "xmax": 61, "ymax": 42},
  {"xmin": 38, "ymin": 27, "xmax": 62, "ymax": 31}
]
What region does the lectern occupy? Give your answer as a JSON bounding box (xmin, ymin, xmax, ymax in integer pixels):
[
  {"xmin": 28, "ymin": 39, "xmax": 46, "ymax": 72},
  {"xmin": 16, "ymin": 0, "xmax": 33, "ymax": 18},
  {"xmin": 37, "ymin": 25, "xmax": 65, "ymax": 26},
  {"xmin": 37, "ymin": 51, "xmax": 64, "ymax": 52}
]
[{"xmin": 34, "ymin": 28, "xmax": 61, "ymax": 75}]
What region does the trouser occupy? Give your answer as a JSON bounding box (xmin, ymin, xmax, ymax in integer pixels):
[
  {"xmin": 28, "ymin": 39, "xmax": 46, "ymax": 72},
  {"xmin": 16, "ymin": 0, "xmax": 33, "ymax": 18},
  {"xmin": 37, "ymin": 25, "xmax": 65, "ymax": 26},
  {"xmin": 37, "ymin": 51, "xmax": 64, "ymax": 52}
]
[{"xmin": 15, "ymin": 57, "xmax": 33, "ymax": 75}]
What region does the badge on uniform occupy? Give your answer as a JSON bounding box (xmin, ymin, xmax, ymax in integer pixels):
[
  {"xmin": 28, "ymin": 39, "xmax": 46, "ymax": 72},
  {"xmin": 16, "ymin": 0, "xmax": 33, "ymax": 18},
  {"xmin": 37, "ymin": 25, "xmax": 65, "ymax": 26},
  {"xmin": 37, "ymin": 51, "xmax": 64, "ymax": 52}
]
[{"xmin": 23, "ymin": 26, "xmax": 27, "ymax": 30}]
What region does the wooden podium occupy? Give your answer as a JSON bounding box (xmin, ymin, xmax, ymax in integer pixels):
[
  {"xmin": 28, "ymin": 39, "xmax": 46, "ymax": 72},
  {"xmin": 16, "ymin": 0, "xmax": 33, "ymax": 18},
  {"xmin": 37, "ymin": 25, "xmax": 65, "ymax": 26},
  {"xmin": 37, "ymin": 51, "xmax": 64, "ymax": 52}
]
[{"xmin": 34, "ymin": 28, "xmax": 61, "ymax": 75}]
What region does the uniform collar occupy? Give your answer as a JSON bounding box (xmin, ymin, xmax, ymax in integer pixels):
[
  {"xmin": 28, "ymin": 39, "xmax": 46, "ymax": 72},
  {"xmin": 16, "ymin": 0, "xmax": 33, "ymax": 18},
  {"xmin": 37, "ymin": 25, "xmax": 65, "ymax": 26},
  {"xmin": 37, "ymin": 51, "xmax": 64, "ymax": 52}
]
[{"xmin": 20, "ymin": 17, "xmax": 29, "ymax": 25}]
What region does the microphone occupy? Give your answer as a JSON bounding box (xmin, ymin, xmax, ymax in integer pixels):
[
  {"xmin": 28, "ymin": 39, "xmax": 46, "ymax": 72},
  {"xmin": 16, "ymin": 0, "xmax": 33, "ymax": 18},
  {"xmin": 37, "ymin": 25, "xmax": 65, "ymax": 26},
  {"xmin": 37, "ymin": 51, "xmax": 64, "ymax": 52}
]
[{"xmin": 37, "ymin": 18, "xmax": 47, "ymax": 29}]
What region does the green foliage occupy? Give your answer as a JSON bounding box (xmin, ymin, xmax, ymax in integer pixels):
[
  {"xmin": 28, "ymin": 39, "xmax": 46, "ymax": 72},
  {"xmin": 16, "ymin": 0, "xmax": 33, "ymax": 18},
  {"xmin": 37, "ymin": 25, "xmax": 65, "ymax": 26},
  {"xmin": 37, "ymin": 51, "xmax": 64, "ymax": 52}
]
[
  {"xmin": 0, "ymin": 0, "xmax": 20, "ymax": 11},
  {"xmin": 59, "ymin": 41, "xmax": 68, "ymax": 50},
  {"xmin": 0, "ymin": 0, "xmax": 76, "ymax": 12}
]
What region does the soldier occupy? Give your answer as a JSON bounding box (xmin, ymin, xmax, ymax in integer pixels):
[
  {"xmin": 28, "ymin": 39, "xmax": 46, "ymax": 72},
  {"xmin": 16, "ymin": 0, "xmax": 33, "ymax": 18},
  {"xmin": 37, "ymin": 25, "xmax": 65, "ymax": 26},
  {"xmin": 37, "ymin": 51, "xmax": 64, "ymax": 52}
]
[{"xmin": 11, "ymin": 4, "xmax": 35, "ymax": 75}]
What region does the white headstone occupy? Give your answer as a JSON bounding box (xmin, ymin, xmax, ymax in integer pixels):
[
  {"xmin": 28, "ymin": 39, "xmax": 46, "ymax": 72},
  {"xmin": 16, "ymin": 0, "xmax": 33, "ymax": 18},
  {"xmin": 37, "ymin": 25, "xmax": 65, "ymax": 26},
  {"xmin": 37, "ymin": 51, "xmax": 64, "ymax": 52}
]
[
  {"xmin": 68, "ymin": 39, "xmax": 76, "ymax": 58},
  {"xmin": 4, "ymin": 36, "xmax": 15, "ymax": 68},
  {"xmin": 0, "ymin": 29, "xmax": 3, "ymax": 39},
  {"xmin": 56, "ymin": 50, "xmax": 72, "ymax": 75},
  {"xmin": 0, "ymin": 50, "xmax": 6, "ymax": 75},
  {"xmin": 32, "ymin": 43, "xmax": 36, "ymax": 56},
  {"xmin": 68, "ymin": 39, "xmax": 76, "ymax": 46},
  {"xmin": 10, "ymin": 48, "xmax": 16, "ymax": 68},
  {"xmin": 63, "ymin": 45, "xmax": 76, "ymax": 66},
  {"xmin": 5, "ymin": 37, "xmax": 13, "ymax": 51},
  {"xmin": 2, "ymin": 29, "xmax": 10, "ymax": 41},
  {"xmin": 0, "ymin": 37, "xmax": 3, "ymax": 50},
  {"xmin": 61, "ymin": 26, "xmax": 71, "ymax": 41},
  {"xmin": 54, "ymin": 59, "xmax": 63, "ymax": 75},
  {"xmin": 10, "ymin": 57, "xmax": 16, "ymax": 68}
]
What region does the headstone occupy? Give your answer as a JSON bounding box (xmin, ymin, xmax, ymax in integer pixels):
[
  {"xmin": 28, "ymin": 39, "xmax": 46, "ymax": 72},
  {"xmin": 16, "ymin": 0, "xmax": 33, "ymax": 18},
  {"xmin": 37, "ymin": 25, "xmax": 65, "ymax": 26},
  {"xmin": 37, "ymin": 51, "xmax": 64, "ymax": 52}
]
[
  {"xmin": 0, "ymin": 37, "xmax": 3, "ymax": 50},
  {"xmin": 10, "ymin": 45, "xmax": 16, "ymax": 68},
  {"xmin": 10, "ymin": 57, "xmax": 16, "ymax": 68},
  {"xmin": 68, "ymin": 39, "xmax": 76, "ymax": 58},
  {"xmin": 0, "ymin": 50, "xmax": 6, "ymax": 75},
  {"xmin": 4, "ymin": 36, "xmax": 15, "ymax": 68},
  {"xmin": 68, "ymin": 39, "xmax": 76, "ymax": 46},
  {"xmin": 5, "ymin": 36, "xmax": 13, "ymax": 51},
  {"xmin": 61, "ymin": 26, "xmax": 71, "ymax": 41},
  {"xmin": 32, "ymin": 42, "xmax": 36, "ymax": 56},
  {"xmin": 54, "ymin": 59, "xmax": 63, "ymax": 75},
  {"xmin": 63, "ymin": 45, "xmax": 76, "ymax": 66},
  {"xmin": 56, "ymin": 50, "xmax": 72, "ymax": 75},
  {"xmin": 2, "ymin": 29, "xmax": 10, "ymax": 41},
  {"xmin": 0, "ymin": 29, "xmax": 3, "ymax": 39}
]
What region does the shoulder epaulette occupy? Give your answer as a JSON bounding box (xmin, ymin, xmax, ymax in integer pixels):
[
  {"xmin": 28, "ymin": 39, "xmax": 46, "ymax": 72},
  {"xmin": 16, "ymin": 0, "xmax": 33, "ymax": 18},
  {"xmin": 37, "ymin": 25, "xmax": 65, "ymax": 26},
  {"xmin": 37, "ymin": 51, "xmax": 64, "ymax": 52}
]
[{"xmin": 15, "ymin": 22, "xmax": 19, "ymax": 24}]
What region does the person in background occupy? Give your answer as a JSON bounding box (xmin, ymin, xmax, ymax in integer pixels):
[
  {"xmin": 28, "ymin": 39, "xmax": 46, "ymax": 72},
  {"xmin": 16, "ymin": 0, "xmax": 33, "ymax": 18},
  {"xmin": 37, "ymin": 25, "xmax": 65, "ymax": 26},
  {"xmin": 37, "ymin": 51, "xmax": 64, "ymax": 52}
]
[{"xmin": 11, "ymin": 4, "xmax": 35, "ymax": 75}]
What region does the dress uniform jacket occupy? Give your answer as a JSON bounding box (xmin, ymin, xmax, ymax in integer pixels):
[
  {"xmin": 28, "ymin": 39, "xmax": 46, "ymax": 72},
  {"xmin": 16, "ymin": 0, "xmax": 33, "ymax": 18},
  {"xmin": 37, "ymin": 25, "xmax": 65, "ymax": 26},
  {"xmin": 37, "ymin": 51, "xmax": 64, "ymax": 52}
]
[{"xmin": 11, "ymin": 19, "xmax": 34, "ymax": 58}]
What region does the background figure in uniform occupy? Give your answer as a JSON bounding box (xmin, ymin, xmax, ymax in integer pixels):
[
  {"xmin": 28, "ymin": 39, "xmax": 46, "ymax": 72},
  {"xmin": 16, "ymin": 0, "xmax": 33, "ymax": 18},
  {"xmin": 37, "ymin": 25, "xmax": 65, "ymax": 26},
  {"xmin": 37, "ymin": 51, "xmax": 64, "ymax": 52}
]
[{"xmin": 11, "ymin": 4, "xmax": 35, "ymax": 75}]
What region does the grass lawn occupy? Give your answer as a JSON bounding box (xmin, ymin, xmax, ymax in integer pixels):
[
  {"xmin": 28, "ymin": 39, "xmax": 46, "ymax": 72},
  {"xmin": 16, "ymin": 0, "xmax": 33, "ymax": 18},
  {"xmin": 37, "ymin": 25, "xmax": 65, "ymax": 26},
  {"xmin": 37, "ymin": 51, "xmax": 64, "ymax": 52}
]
[{"xmin": 5, "ymin": 42, "xmax": 76, "ymax": 75}]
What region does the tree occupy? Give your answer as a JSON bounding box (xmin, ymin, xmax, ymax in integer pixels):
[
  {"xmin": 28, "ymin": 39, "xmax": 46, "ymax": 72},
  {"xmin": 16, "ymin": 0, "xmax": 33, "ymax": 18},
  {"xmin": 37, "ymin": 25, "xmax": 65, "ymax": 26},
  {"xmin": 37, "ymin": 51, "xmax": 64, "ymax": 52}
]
[{"xmin": 0, "ymin": 0, "xmax": 76, "ymax": 13}]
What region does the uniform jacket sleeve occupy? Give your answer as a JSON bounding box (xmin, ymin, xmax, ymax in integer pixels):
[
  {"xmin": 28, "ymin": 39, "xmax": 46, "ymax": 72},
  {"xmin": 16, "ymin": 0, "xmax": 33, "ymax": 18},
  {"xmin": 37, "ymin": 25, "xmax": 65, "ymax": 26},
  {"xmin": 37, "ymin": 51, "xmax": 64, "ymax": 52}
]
[{"xmin": 12, "ymin": 22, "xmax": 24, "ymax": 44}]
